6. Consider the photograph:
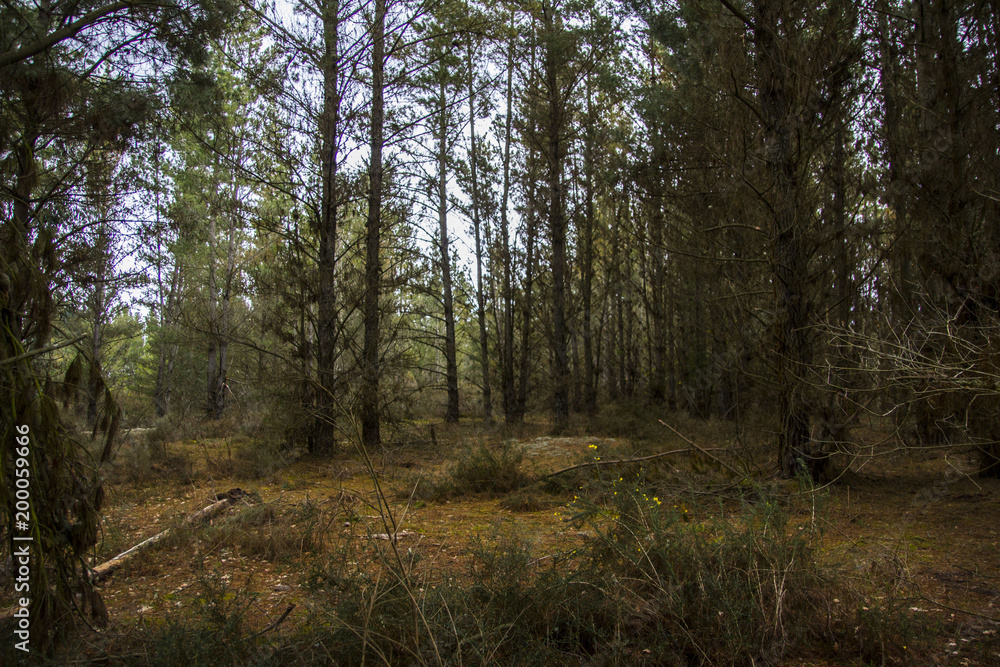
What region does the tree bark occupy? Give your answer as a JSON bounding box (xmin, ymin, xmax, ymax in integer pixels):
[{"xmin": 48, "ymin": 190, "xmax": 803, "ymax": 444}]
[
  {"xmin": 500, "ymin": 13, "xmax": 517, "ymax": 423},
  {"xmin": 361, "ymin": 0, "xmax": 386, "ymax": 448},
  {"xmin": 541, "ymin": 2, "xmax": 569, "ymax": 430},
  {"xmin": 314, "ymin": 0, "xmax": 341, "ymax": 453},
  {"xmin": 152, "ymin": 138, "xmax": 178, "ymax": 418},
  {"xmin": 754, "ymin": 0, "xmax": 812, "ymax": 478},
  {"xmin": 154, "ymin": 262, "xmax": 180, "ymax": 417},
  {"xmin": 214, "ymin": 220, "xmax": 237, "ymax": 420},
  {"xmin": 467, "ymin": 42, "xmax": 492, "ymax": 423},
  {"xmin": 876, "ymin": 0, "xmax": 915, "ymax": 320},
  {"xmin": 88, "ymin": 224, "xmax": 107, "ymax": 424},
  {"xmin": 516, "ymin": 158, "xmax": 538, "ymax": 422},
  {"xmin": 206, "ymin": 211, "xmax": 220, "ymax": 418},
  {"xmin": 438, "ymin": 75, "xmax": 459, "ymax": 423},
  {"xmin": 610, "ymin": 202, "xmax": 624, "ymax": 400},
  {"xmin": 515, "ymin": 33, "xmax": 540, "ymax": 423},
  {"xmin": 580, "ymin": 77, "xmax": 597, "ymax": 414}
]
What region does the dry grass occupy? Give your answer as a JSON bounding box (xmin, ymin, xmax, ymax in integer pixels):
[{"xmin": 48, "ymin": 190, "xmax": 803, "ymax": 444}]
[{"xmin": 8, "ymin": 416, "xmax": 996, "ymax": 666}]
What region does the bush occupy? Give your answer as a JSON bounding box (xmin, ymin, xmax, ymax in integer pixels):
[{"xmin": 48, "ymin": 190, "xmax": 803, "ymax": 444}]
[
  {"xmin": 300, "ymin": 479, "xmax": 863, "ymax": 665},
  {"xmin": 110, "ymin": 437, "xmax": 193, "ymax": 486},
  {"xmin": 305, "ymin": 521, "xmax": 607, "ymax": 666},
  {"xmin": 399, "ymin": 473, "xmax": 456, "ymax": 502},
  {"xmin": 579, "ymin": 480, "xmax": 823, "ymax": 663},
  {"xmin": 195, "ymin": 499, "xmax": 327, "ymax": 563},
  {"xmin": 448, "ymin": 442, "xmax": 526, "ymax": 495},
  {"xmin": 498, "ymin": 488, "xmax": 546, "ymax": 512},
  {"xmin": 70, "ymin": 482, "xmax": 929, "ymax": 666},
  {"xmin": 232, "ymin": 440, "xmax": 287, "ymax": 480},
  {"xmin": 142, "ymin": 572, "xmax": 260, "ymax": 666}
]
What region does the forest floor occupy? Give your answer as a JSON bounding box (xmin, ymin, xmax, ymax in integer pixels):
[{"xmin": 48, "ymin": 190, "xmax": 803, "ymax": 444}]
[{"xmin": 31, "ymin": 414, "xmax": 1000, "ymax": 664}]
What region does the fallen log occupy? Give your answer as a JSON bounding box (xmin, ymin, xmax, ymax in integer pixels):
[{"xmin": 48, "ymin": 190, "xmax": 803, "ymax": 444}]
[
  {"xmin": 90, "ymin": 491, "xmax": 248, "ymax": 582},
  {"xmin": 540, "ymin": 447, "xmax": 704, "ymax": 480},
  {"xmin": 539, "ymin": 423, "xmax": 748, "ymax": 482},
  {"xmin": 658, "ymin": 420, "xmax": 747, "ymax": 479}
]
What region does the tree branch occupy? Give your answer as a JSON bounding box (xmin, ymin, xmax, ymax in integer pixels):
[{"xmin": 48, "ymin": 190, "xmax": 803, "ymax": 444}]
[
  {"xmin": 0, "ymin": 334, "xmax": 86, "ymax": 367},
  {"xmin": 541, "ymin": 447, "xmax": 728, "ymax": 480},
  {"xmin": 717, "ymin": 0, "xmax": 754, "ymax": 30},
  {"xmin": 0, "ymin": 1, "xmax": 168, "ymax": 70},
  {"xmin": 659, "ymin": 420, "xmax": 747, "ymax": 479}
]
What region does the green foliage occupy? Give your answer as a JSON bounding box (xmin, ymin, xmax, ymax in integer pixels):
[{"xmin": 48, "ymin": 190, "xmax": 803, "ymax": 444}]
[
  {"xmin": 68, "ymin": 483, "xmax": 935, "ymax": 666},
  {"xmin": 298, "ymin": 495, "xmax": 914, "ymax": 666},
  {"xmin": 143, "ymin": 572, "xmax": 259, "ymax": 667},
  {"xmin": 448, "ymin": 442, "xmax": 527, "ymax": 495},
  {"xmin": 1, "ymin": 340, "xmax": 107, "ymax": 654},
  {"xmin": 197, "ymin": 501, "xmax": 317, "ymax": 563},
  {"xmin": 232, "ymin": 440, "xmax": 287, "ymax": 481},
  {"xmin": 498, "ymin": 487, "xmax": 546, "ymax": 512},
  {"xmin": 581, "ymin": 482, "xmax": 822, "ymax": 663},
  {"xmin": 305, "ymin": 522, "xmax": 608, "ymax": 666}
]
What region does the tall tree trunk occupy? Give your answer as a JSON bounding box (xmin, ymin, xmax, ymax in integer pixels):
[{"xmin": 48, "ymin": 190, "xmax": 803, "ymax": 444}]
[
  {"xmin": 467, "ymin": 43, "xmax": 492, "ymax": 422},
  {"xmin": 648, "ymin": 206, "xmax": 666, "ymax": 405},
  {"xmin": 754, "ymin": 0, "xmax": 812, "ymax": 478},
  {"xmin": 206, "ymin": 211, "xmax": 220, "ymax": 418},
  {"xmin": 580, "ymin": 78, "xmax": 597, "ymax": 413},
  {"xmin": 299, "ymin": 280, "xmax": 314, "ymax": 449},
  {"xmin": 500, "ymin": 13, "xmax": 517, "ymax": 423},
  {"xmin": 438, "ymin": 76, "xmax": 459, "ymax": 423},
  {"xmin": 151, "ymin": 137, "xmax": 175, "ymax": 418},
  {"xmin": 667, "ymin": 249, "xmax": 677, "ymax": 410},
  {"xmin": 913, "ymin": 0, "xmax": 997, "ymax": 476},
  {"xmin": 876, "ymin": 0, "xmax": 914, "ymax": 321},
  {"xmin": 610, "ymin": 203, "xmax": 624, "ymax": 400},
  {"xmin": 361, "ymin": 0, "xmax": 386, "ymax": 448},
  {"xmin": 621, "ymin": 197, "xmax": 636, "ymax": 398},
  {"xmin": 87, "ymin": 223, "xmax": 107, "ymax": 425},
  {"xmin": 212, "ymin": 221, "xmax": 237, "ymax": 420},
  {"xmin": 646, "ymin": 47, "xmax": 667, "ymax": 406},
  {"xmin": 541, "ymin": 3, "xmax": 569, "ymax": 430},
  {"xmin": 153, "ymin": 267, "xmax": 180, "ymax": 417},
  {"xmin": 314, "ymin": 0, "xmax": 341, "ymax": 452},
  {"xmin": 516, "ymin": 161, "xmax": 538, "ymax": 422},
  {"xmin": 570, "ymin": 328, "xmax": 581, "ymax": 410},
  {"xmin": 153, "ymin": 213, "xmax": 180, "ymax": 417}
]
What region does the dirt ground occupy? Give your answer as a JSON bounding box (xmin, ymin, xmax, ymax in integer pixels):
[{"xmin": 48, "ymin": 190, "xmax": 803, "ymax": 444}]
[{"xmin": 29, "ymin": 418, "xmax": 1000, "ymax": 664}]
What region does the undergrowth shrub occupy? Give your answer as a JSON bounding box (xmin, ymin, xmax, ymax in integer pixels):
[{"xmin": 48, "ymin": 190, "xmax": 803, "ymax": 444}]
[
  {"xmin": 305, "ymin": 522, "xmax": 607, "ymax": 666},
  {"xmin": 110, "ymin": 438, "xmax": 193, "ymax": 485},
  {"xmin": 401, "ymin": 442, "xmax": 528, "ymax": 502},
  {"xmin": 457, "ymin": 526, "xmax": 608, "ymax": 663},
  {"xmin": 586, "ymin": 402, "xmax": 674, "ymax": 441},
  {"xmin": 399, "ymin": 473, "xmax": 456, "ymax": 502},
  {"xmin": 143, "ymin": 417, "xmax": 175, "ymax": 454},
  {"xmin": 498, "ymin": 487, "xmax": 546, "ymax": 512},
  {"xmin": 543, "ymin": 440, "xmax": 663, "ymax": 498},
  {"xmin": 196, "ymin": 499, "xmax": 328, "ymax": 562},
  {"xmin": 299, "ymin": 481, "xmax": 857, "ymax": 665},
  {"xmin": 77, "ymin": 482, "xmax": 933, "ymax": 665},
  {"xmin": 232, "ymin": 440, "xmax": 287, "ymax": 480},
  {"xmin": 142, "ymin": 572, "xmax": 262, "ymax": 666},
  {"xmin": 576, "ymin": 479, "xmax": 823, "ymax": 663},
  {"xmin": 842, "ymin": 551, "xmax": 941, "ymax": 664},
  {"xmin": 448, "ymin": 442, "xmax": 526, "ymax": 494}
]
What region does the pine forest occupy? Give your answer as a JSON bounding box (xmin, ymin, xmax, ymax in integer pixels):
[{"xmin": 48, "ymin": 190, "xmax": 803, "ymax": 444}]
[{"xmin": 2, "ymin": 0, "xmax": 1000, "ymax": 663}]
